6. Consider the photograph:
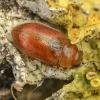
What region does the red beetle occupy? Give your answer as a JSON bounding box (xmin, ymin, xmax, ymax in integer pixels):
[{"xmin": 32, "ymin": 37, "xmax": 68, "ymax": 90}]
[{"xmin": 11, "ymin": 23, "xmax": 82, "ymax": 68}]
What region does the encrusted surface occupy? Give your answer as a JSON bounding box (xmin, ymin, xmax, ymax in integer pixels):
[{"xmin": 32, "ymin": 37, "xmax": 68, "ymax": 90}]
[{"xmin": 46, "ymin": 62, "xmax": 100, "ymax": 100}]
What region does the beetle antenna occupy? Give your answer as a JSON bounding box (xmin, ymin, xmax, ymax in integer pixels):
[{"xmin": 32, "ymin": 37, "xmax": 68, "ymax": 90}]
[
  {"xmin": 31, "ymin": 80, "xmax": 44, "ymax": 92},
  {"xmin": 11, "ymin": 84, "xmax": 18, "ymax": 100}
]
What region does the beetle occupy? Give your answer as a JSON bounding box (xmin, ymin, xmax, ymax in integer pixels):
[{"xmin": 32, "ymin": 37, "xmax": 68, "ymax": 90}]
[{"xmin": 11, "ymin": 23, "xmax": 82, "ymax": 68}]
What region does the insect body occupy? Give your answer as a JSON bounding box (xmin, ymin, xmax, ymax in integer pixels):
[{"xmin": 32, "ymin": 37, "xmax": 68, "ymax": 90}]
[{"xmin": 11, "ymin": 23, "xmax": 82, "ymax": 68}]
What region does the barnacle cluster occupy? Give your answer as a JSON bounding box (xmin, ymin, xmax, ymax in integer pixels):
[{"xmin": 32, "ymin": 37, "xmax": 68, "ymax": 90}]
[{"xmin": 0, "ymin": 0, "xmax": 100, "ymax": 100}]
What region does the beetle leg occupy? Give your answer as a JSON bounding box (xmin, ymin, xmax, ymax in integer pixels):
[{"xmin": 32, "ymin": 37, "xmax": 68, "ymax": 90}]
[
  {"xmin": 44, "ymin": 64, "xmax": 49, "ymax": 72},
  {"xmin": 28, "ymin": 56, "xmax": 35, "ymax": 61}
]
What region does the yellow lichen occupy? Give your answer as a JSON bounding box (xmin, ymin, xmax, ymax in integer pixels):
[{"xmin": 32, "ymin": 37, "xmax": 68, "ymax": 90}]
[
  {"xmin": 68, "ymin": 3, "xmax": 81, "ymax": 16},
  {"xmin": 82, "ymin": 0, "xmax": 100, "ymax": 13},
  {"xmin": 69, "ymin": 3, "xmax": 87, "ymax": 27},
  {"xmin": 72, "ymin": 13, "xmax": 87, "ymax": 27},
  {"xmin": 69, "ymin": 22, "xmax": 100, "ymax": 44},
  {"xmin": 57, "ymin": 0, "xmax": 69, "ymax": 8},
  {"xmin": 47, "ymin": 0, "xmax": 61, "ymax": 8},
  {"xmin": 69, "ymin": 4, "xmax": 100, "ymax": 43},
  {"xmin": 68, "ymin": 28, "xmax": 84, "ymax": 43},
  {"xmin": 77, "ymin": 40, "xmax": 100, "ymax": 63},
  {"xmin": 86, "ymin": 13, "xmax": 100, "ymax": 26},
  {"xmin": 47, "ymin": 0, "xmax": 69, "ymax": 9},
  {"xmin": 84, "ymin": 23, "xmax": 100, "ymax": 39},
  {"xmin": 46, "ymin": 0, "xmax": 100, "ymax": 44}
]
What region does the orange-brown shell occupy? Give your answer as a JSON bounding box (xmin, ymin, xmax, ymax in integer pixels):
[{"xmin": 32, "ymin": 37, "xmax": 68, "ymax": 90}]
[{"xmin": 11, "ymin": 23, "xmax": 82, "ymax": 68}]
